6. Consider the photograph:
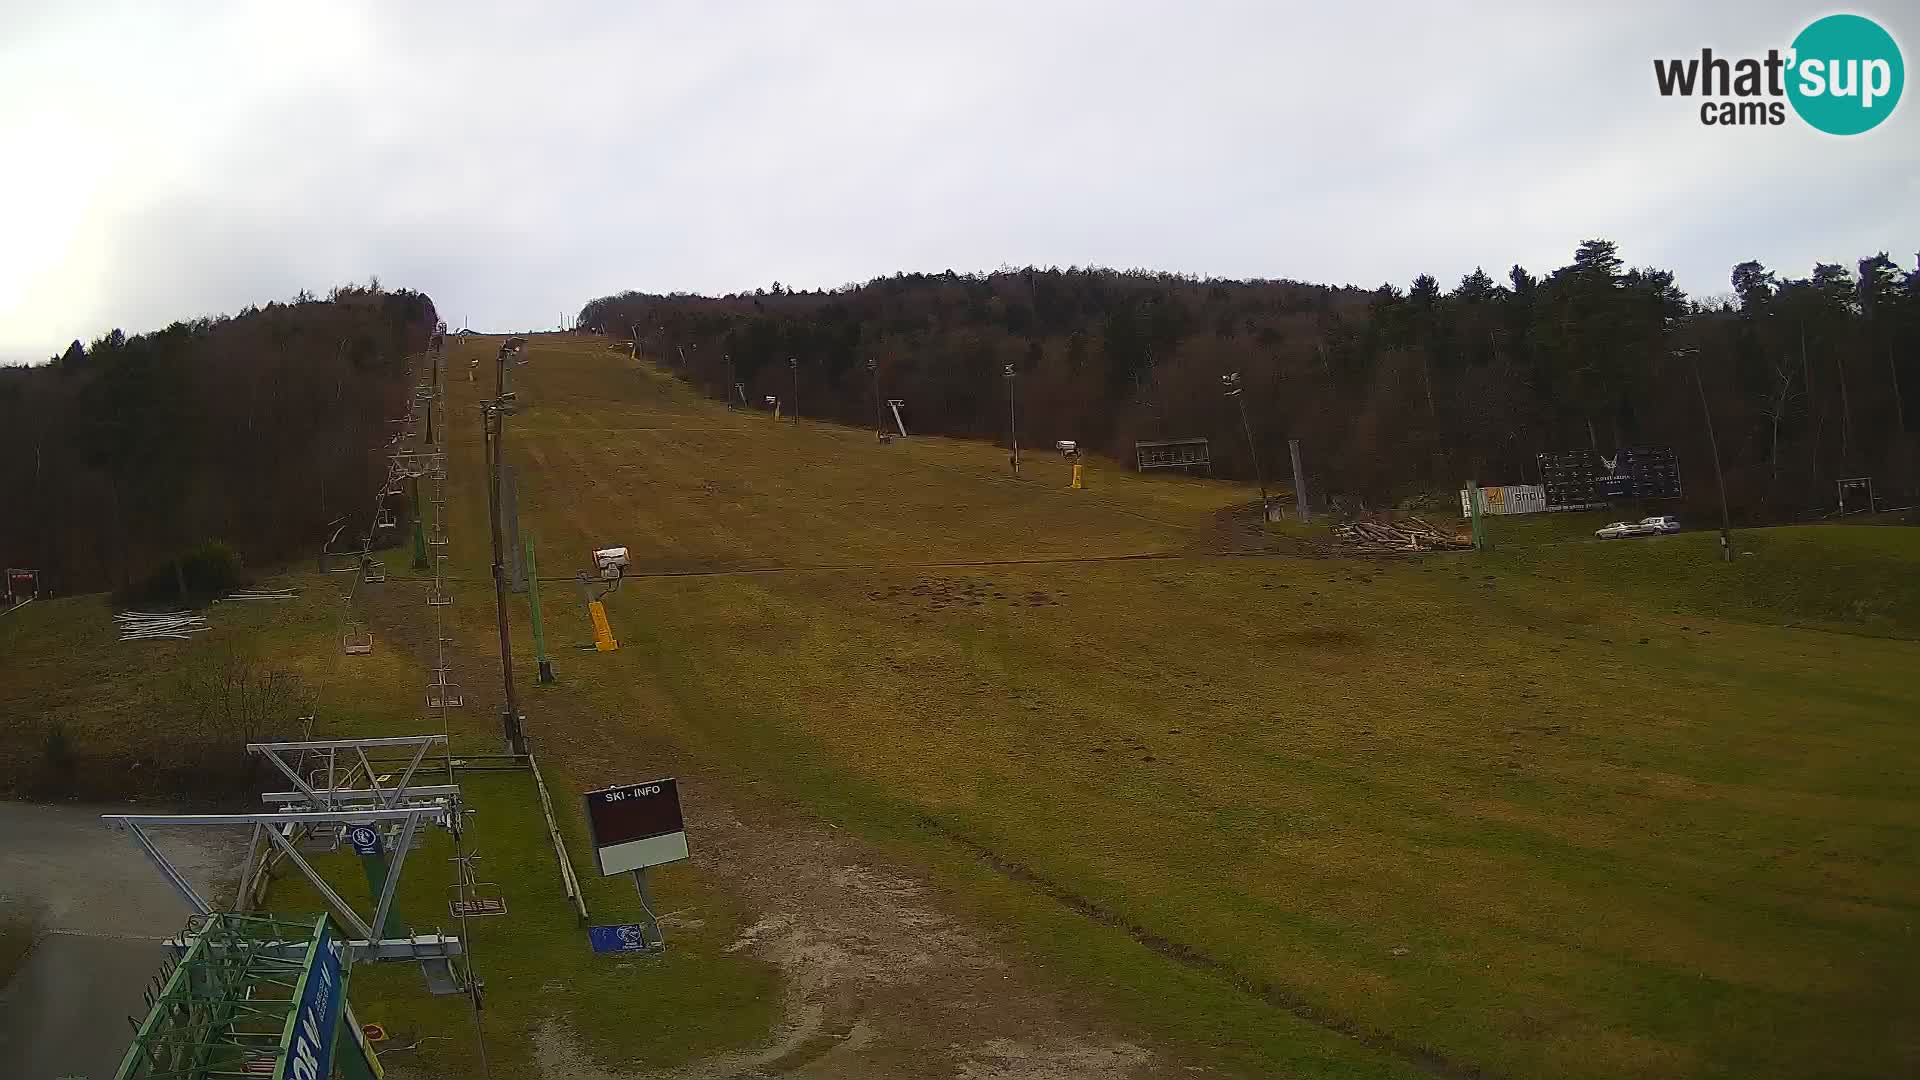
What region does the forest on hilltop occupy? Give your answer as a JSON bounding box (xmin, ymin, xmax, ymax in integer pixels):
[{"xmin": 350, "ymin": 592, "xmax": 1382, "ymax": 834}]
[
  {"xmin": 580, "ymin": 243, "xmax": 1920, "ymax": 517},
  {"xmin": 0, "ymin": 285, "xmax": 439, "ymax": 595}
]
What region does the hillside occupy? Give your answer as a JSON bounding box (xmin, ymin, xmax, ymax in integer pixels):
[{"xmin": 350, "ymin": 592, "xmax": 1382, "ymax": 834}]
[
  {"xmin": 463, "ymin": 335, "xmax": 1920, "ymax": 1078},
  {"xmin": 7, "ymin": 332, "xmax": 1917, "ymax": 1079},
  {"xmin": 580, "ymin": 249, "xmax": 1920, "ymax": 519}
]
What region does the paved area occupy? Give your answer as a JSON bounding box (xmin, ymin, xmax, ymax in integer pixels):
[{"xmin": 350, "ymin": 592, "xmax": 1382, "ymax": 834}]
[{"xmin": 0, "ymin": 800, "xmax": 244, "ymax": 1080}]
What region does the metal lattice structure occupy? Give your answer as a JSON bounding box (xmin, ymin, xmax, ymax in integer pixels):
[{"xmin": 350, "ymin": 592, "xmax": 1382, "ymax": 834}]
[{"xmin": 114, "ymin": 912, "xmax": 356, "ymax": 1080}]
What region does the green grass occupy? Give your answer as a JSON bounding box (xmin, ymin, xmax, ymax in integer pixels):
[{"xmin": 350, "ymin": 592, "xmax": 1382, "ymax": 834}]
[
  {"xmin": 11, "ymin": 332, "xmax": 1918, "ymax": 1078},
  {"xmin": 0, "ymin": 537, "xmax": 781, "ymax": 1076},
  {"xmin": 264, "ymin": 769, "xmax": 777, "ymax": 1078},
  {"xmin": 454, "ymin": 334, "xmax": 1920, "ymax": 1079}
]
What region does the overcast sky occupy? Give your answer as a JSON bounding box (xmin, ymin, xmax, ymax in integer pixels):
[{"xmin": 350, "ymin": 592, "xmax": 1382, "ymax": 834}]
[{"xmin": 2, "ymin": 1, "xmax": 1915, "ymax": 362}]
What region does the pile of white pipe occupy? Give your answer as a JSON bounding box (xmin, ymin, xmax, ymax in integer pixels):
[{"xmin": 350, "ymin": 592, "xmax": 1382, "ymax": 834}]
[
  {"xmin": 116, "ymin": 610, "xmax": 210, "ymax": 641},
  {"xmin": 222, "ymin": 588, "xmax": 297, "ymax": 601}
]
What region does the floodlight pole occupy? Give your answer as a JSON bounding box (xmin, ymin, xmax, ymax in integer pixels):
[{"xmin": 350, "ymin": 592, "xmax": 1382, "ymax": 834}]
[
  {"xmin": 1223, "ymin": 372, "xmax": 1269, "ymax": 523},
  {"xmin": 724, "ymin": 353, "xmax": 735, "ymax": 409},
  {"xmin": 1005, "ymin": 363, "xmax": 1020, "ymax": 477},
  {"xmin": 870, "ymin": 358, "xmax": 882, "ymax": 441},
  {"xmin": 1679, "ymin": 347, "xmax": 1735, "ymax": 562},
  {"xmin": 789, "ymin": 357, "xmax": 800, "ymax": 424},
  {"xmin": 484, "ymin": 346, "xmax": 529, "ymax": 755}
]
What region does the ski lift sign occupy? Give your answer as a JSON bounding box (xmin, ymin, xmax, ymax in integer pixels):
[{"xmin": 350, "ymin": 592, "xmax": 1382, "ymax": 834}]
[{"xmin": 583, "ymin": 778, "xmax": 689, "ymax": 876}]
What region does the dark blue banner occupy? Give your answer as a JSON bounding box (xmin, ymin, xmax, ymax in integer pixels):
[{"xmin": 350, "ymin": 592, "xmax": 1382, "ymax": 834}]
[
  {"xmin": 277, "ymin": 919, "xmax": 346, "ymax": 1080},
  {"xmin": 589, "ymin": 924, "xmax": 656, "ymax": 953}
]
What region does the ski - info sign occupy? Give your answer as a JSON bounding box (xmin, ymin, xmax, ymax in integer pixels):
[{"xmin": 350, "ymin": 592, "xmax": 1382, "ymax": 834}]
[{"xmin": 583, "ymin": 778, "xmax": 688, "ymax": 876}]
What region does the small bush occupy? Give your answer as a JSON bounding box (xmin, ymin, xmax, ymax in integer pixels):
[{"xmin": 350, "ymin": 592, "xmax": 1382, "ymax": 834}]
[
  {"xmin": 29, "ymin": 718, "xmax": 78, "ymax": 800},
  {"xmin": 116, "ymin": 540, "xmax": 247, "ymax": 609}
]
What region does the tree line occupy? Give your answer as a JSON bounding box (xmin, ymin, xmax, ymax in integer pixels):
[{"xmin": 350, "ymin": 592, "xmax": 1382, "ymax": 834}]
[
  {"xmin": 579, "ymin": 243, "xmax": 1919, "ymax": 518},
  {"xmin": 0, "ymin": 284, "xmax": 439, "ymax": 595}
]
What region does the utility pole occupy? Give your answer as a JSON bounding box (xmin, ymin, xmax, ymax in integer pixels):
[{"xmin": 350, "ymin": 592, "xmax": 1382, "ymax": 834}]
[
  {"xmin": 1223, "ymin": 372, "xmax": 1269, "ymax": 522},
  {"xmin": 869, "ymin": 358, "xmax": 881, "ymax": 441},
  {"xmin": 483, "ymin": 342, "xmax": 528, "ymax": 755},
  {"xmin": 1680, "ymin": 347, "xmax": 1735, "ymax": 562},
  {"xmin": 789, "ymin": 357, "xmax": 800, "ymax": 425},
  {"xmin": 1004, "ymin": 363, "xmax": 1020, "ymax": 476},
  {"xmin": 724, "ymin": 353, "xmax": 736, "ymax": 409}
]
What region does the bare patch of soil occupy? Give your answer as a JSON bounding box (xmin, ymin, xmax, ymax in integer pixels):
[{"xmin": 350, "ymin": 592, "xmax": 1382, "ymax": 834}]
[{"xmin": 530, "ymin": 793, "xmax": 1174, "ymax": 1079}]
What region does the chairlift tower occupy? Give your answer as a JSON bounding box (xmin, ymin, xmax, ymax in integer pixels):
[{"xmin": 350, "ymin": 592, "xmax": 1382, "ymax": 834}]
[
  {"xmin": 102, "ymin": 755, "xmax": 470, "ymax": 995},
  {"xmin": 483, "ymin": 343, "xmax": 529, "ymax": 757},
  {"xmin": 113, "ymin": 912, "xmax": 385, "ymax": 1080},
  {"xmin": 1223, "ymin": 372, "xmax": 1271, "ymax": 523},
  {"xmin": 1004, "ymin": 363, "xmax": 1020, "ymax": 477}
]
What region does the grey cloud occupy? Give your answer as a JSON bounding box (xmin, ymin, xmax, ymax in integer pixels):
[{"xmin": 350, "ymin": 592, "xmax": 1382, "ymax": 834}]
[{"xmin": 2, "ymin": 0, "xmax": 1915, "ymax": 361}]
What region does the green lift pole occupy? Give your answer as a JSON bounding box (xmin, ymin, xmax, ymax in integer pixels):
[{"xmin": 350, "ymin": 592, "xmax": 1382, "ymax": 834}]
[
  {"xmin": 1466, "ymin": 480, "xmax": 1493, "ymax": 552},
  {"xmin": 410, "ymin": 477, "xmax": 430, "ymax": 571},
  {"xmin": 527, "ymin": 534, "xmax": 556, "ymax": 684}
]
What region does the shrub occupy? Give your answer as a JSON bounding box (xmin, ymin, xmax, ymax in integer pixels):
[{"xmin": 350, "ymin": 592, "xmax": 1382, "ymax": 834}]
[
  {"xmin": 29, "ymin": 718, "xmax": 78, "ymax": 800},
  {"xmin": 116, "ymin": 540, "xmax": 247, "ymax": 609}
]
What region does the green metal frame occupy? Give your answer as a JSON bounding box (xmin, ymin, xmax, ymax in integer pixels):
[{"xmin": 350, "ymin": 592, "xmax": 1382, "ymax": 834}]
[{"xmin": 114, "ymin": 913, "xmax": 349, "ymax": 1080}]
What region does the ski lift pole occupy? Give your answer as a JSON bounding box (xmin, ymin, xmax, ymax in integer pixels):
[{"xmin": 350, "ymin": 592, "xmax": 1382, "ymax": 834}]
[
  {"xmin": 1466, "ymin": 480, "xmax": 1490, "ymax": 551},
  {"xmin": 410, "ymin": 476, "xmax": 430, "ymax": 571},
  {"xmin": 483, "ymin": 350, "xmax": 528, "ymax": 758},
  {"xmin": 526, "ymin": 534, "xmax": 555, "ymax": 685}
]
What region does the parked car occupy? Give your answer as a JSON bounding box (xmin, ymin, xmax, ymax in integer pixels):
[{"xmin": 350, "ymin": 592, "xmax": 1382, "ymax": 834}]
[
  {"xmin": 1595, "ymin": 521, "xmax": 1641, "ymax": 539},
  {"xmin": 1640, "ymin": 515, "xmax": 1681, "ymax": 533}
]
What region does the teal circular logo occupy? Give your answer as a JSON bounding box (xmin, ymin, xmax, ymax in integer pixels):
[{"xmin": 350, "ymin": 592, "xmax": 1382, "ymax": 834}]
[{"xmin": 1788, "ymin": 14, "xmax": 1904, "ymax": 134}]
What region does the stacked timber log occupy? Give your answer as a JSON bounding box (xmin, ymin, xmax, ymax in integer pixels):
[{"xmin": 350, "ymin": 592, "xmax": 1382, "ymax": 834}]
[
  {"xmin": 116, "ymin": 610, "xmax": 211, "ymax": 641},
  {"xmin": 1332, "ymin": 515, "xmax": 1472, "ymax": 554}
]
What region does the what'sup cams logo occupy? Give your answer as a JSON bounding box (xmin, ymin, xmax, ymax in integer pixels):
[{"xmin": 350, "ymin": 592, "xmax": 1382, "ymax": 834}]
[{"xmin": 1655, "ymin": 14, "xmax": 1903, "ymax": 133}]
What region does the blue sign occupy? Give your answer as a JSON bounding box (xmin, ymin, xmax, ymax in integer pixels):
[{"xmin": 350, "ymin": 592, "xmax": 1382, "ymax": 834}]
[
  {"xmin": 589, "ymin": 924, "xmax": 656, "ymax": 953},
  {"xmin": 347, "ymin": 825, "xmax": 380, "ymax": 856},
  {"xmin": 276, "ymin": 920, "xmax": 345, "ymax": 1080}
]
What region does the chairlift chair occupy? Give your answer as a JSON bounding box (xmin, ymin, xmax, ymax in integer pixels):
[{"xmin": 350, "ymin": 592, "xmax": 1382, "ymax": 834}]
[
  {"xmin": 297, "ymin": 823, "xmax": 342, "ymax": 855},
  {"xmin": 361, "ymin": 558, "xmax": 386, "ymax": 584},
  {"xmin": 447, "ymin": 862, "xmax": 506, "ymax": 918},
  {"xmin": 320, "ymin": 520, "xmax": 361, "ymax": 573},
  {"xmin": 343, "ymin": 626, "xmax": 374, "ymax": 655},
  {"xmin": 426, "ymin": 683, "xmax": 464, "ymax": 709}
]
